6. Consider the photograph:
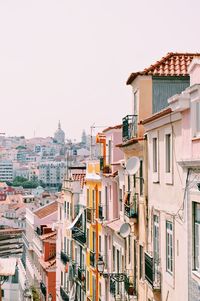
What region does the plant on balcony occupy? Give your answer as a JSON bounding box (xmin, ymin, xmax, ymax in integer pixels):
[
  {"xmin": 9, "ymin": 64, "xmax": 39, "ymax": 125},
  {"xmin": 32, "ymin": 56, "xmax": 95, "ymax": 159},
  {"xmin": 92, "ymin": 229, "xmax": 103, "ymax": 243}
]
[
  {"xmin": 103, "ymin": 165, "xmax": 111, "ymax": 174},
  {"xmin": 31, "ymin": 286, "xmax": 40, "ymax": 301}
]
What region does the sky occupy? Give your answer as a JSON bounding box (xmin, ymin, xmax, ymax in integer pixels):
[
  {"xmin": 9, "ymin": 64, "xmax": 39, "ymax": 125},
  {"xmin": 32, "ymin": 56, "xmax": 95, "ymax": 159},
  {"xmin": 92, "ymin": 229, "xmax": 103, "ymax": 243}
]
[{"xmin": 0, "ymin": 0, "xmax": 200, "ymax": 141}]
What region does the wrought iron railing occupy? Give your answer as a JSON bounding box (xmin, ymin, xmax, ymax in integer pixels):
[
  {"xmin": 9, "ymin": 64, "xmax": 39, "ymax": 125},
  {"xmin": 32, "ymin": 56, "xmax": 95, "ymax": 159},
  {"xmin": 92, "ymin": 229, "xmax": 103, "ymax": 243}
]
[
  {"xmin": 61, "ymin": 250, "xmax": 70, "ymax": 264},
  {"xmin": 110, "ymin": 278, "xmax": 116, "ymax": 296},
  {"xmin": 122, "ymin": 115, "xmax": 138, "ymax": 141},
  {"xmin": 72, "ymin": 228, "xmax": 86, "ymax": 245},
  {"xmin": 60, "ymin": 286, "xmax": 69, "ymax": 301},
  {"xmin": 124, "ymin": 193, "xmax": 138, "ymax": 219}
]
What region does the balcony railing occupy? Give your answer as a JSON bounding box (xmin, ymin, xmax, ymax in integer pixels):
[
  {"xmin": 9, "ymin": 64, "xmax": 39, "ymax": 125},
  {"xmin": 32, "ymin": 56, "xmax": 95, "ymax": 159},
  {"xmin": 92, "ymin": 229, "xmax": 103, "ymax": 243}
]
[
  {"xmin": 40, "ymin": 281, "xmax": 46, "ymax": 297},
  {"xmin": 60, "ymin": 286, "xmax": 69, "ymax": 301},
  {"xmin": 72, "ymin": 228, "xmax": 86, "ymax": 245},
  {"xmin": 124, "ymin": 193, "xmax": 138, "ymax": 220},
  {"xmin": 145, "ymin": 253, "xmax": 161, "ymax": 291},
  {"xmin": 110, "ymin": 278, "xmax": 116, "ymax": 296},
  {"xmin": 90, "ymin": 250, "xmax": 95, "ymax": 267},
  {"xmin": 122, "ymin": 115, "xmax": 138, "ymax": 142},
  {"xmin": 124, "ymin": 276, "xmax": 136, "ymax": 296},
  {"xmin": 61, "ymin": 250, "xmax": 70, "ymax": 264}
]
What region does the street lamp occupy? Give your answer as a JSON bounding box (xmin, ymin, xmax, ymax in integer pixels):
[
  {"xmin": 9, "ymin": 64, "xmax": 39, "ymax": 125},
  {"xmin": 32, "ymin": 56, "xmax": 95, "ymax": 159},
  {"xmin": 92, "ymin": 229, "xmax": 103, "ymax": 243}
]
[
  {"xmin": 48, "ymin": 293, "xmax": 53, "ymax": 301},
  {"xmin": 96, "ymin": 258, "xmax": 105, "ymax": 275}
]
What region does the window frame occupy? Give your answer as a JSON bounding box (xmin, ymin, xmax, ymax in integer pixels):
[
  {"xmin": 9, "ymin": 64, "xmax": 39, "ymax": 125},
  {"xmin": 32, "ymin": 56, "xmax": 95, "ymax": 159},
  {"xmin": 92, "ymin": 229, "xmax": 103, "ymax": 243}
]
[
  {"xmin": 151, "ymin": 131, "xmax": 159, "ymax": 183},
  {"xmin": 164, "ymin": 128, "xmax": 173, "ymax": 184},
  {"xmin": 166, "ymin": 220, "xmax": 173, "ymax": 274},
  {"xmin": 191, "ymin": 99, "xmax": 200, "ymax": 138}
]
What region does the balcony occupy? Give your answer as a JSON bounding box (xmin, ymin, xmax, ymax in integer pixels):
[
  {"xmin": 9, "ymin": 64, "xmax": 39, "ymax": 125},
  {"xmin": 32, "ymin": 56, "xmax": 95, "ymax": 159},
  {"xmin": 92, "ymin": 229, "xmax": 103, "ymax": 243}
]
[
  {"xmin": 87, "ymin": 208, "xmax": 94, "ymax": 224},
  {"xmin": 124, "ymin": 193, "xmax": 138, "ymax": 220},
  {"xmin": 90, "ymin": 250, "xmax": 95, "ymax": 267},
  {"xmin": 40, "ymin": 281, "xmax": 46, "ymax": 297},
  {"xmin": 61, "ymin": 250, "xmax": 70, "ymax": 264},
  {"xmin": 110, "ymin": 278, "xmax": 116, "ymax": 296},
  {"xmin": 122, "ymin": 115, "xmax": 138, "ymax": 142},
  {"xmin": 145, "ymin": 253, "xmax": 161, "ymax": 291},
  {"xmin": 124, "ymin": 276, "xmax": 136, "ymax": 296},
  {"xmin": 72, "ymin": 228, "xmax": 86, "ymax": 245},
  {"xmin": 60, "ymin": 286, "xmax": 69, "ymax": 301},
  {"xmin": 98, "ymin": 205, "xmax": 104, "ymax": 220}
]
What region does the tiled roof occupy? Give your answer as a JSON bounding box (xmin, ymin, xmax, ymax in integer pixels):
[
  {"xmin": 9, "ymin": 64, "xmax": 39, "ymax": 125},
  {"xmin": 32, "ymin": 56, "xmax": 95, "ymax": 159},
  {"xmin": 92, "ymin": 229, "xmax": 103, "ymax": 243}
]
[
  {"xmin": 40, "ymin": 231, "xmax": 56, "ymax": 241},
  {"xmin": 72, "ymin": 173, "xmax": 86, "ymax": 188},
  {"xmin": 34, "ymin": 201, "xmax": 58, "ymax": 219},
  {"xmin": 127, "ymin": 52, "xmax": 200, "ymax": 85},
  {"xmin": 103, "ymin": 124, "xmax": 122, "ymax": 133}
]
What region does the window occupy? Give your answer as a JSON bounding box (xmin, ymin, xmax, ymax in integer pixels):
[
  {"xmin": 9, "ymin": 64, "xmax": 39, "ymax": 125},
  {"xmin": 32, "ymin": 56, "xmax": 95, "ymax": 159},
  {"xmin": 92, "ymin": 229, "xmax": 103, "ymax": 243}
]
[
  {"xmin": 165, "ymin": 130, "xmax": 173, "ymax": 184},
  {"xmin": 139, "ymin": 245, "xmax": 144, "ymax": 279},
  {"xmin": 87, "ymin": 270, "xmax": 90, "ymax": 292},
  {"xmin": 87, "ymin": 189, "xmax": 89, "ymax": 207},
  {"xmin": 108, "ymin": 140, "xmax": 112, "ymax": 165},
  {"xmin": 99, "ymin": 235, "xmax": 101, "ymax": 254},
  {"xmin": 87, "ymin": 228, "xmax": 89, "ymax": 248},
  {"xmin": 113, "ymin": 246, "xmax": 115, "ymax": 270},
  {"xmin": 140, "ymin": 160, "xmax": 143, "ymax": 195},
  {"xmin": 192, "ymin": 101, "xmax": 200, "ymax": 137},
  {"xmin": 166, "ymin": 221, "xmax": 173, "ymax": 274},
  {"xmin": 154, "ymin": 215, "xmax": 159, "ymax": 261},
  {"xmin": 92, "ymin": 231, "xmax": 96, "ymax": 253},
  {"xmin": 166, "ymin": 134, "xmax": 171, "ymax": 173},
  {"xmin": 153, "ymin": 137, "xmax": 158, "ymax": 173},
  {"xmin": 193, "ymin": 202, "xmax": 200, "ymax": 271},
  {"xmin": 128, "ymin": 235, "xmax": 131, "ymax": 264},
  {"xmin": 92, "ymin": 276, "xmax": 96, "ymax": 301}
]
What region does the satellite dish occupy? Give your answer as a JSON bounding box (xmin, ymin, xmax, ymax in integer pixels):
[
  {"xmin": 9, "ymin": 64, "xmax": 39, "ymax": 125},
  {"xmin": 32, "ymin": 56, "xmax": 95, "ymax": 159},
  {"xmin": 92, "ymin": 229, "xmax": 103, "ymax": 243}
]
[
  {"xmin": 119, "ymin": 223, "xmax": 131, "ymax": 238},
  {"xmin": 126, "ymin": 156, "xmax": 140, "ymax": 175}
]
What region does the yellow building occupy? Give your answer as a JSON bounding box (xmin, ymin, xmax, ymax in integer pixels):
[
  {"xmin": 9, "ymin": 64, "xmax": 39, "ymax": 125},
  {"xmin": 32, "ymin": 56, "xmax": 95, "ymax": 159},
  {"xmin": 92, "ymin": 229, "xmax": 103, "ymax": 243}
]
[{"xmin": 85, "ymin": 160, "xmax": 102, "ymax": 301}]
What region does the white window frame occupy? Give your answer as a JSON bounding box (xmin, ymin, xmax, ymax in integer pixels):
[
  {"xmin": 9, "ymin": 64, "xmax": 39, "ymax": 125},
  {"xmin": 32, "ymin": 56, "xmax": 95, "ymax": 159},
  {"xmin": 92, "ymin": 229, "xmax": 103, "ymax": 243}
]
[
  {"xmin": 193, "ymin": 202, "xmax": 200, "ymax": 273},
  {"xmin": 151, "ymin": 131, "xmax": 159, "ymax": 183},
  {"xmin": 164, "ymin": 128, "xmax": 173, "ymax": 184},
  {"xmin": 166, "ymin": 220, "xmax": 173, "ymax": 274},
  {"xmin": 191, "ymin": 98, "xmax": 200, "ymax": 138}
]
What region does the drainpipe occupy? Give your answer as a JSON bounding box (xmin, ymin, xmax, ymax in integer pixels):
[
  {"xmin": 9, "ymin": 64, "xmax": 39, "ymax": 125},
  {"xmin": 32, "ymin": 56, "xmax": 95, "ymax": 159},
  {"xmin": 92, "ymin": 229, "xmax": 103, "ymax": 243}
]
[{"xmin": 95, "ymin": 184, "xmax": 99, "ymax": 301}]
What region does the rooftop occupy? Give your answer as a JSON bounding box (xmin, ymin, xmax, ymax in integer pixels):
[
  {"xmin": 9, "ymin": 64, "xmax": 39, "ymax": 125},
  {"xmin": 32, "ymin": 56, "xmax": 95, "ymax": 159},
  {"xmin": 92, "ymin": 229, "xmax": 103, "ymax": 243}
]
[
  {"xmin": 34, "ymin": 201, "xmax": 58, "ymax": 219},
  {"xmin": 127, "ymin": 52, "xmax": 200, "ymax": 85}
]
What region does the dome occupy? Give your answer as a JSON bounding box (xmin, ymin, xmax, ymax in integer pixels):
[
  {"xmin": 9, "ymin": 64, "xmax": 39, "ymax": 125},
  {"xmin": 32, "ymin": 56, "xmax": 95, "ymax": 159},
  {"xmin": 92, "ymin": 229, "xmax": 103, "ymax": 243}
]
[{"xmin": 54, "ymin": 121, "xmax": 65, "ymax": 144}]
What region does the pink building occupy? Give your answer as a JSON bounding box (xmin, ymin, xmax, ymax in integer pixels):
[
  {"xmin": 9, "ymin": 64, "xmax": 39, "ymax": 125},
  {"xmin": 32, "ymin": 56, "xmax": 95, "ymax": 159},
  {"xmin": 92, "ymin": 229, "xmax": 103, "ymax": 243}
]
[{"xmin": 168, "ymin": 58, "xmax": 200, "ymax": 301}]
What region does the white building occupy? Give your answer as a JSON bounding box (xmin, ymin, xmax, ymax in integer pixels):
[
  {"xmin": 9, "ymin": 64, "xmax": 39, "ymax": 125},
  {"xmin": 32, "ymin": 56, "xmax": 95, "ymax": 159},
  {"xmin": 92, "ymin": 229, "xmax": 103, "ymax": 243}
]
[
  {"xmin": 39, "ymin": 161, "xmax": 67, "ymax": 190},
  {"xmin": 0, "ymin": 160, "xmax": 13, "ymax": 181}
]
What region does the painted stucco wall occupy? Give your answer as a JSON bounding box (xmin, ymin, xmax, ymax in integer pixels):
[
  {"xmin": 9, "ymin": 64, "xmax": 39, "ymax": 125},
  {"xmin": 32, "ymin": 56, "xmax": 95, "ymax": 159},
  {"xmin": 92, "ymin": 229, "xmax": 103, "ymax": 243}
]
[{"xmin": 146, "ymin": 117, "xmax": 188, "ymax": 301}]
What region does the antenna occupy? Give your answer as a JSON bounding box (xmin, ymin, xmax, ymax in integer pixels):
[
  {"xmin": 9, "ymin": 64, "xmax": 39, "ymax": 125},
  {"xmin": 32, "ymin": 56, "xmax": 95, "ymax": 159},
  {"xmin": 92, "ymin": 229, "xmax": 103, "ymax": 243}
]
[
  {"xmin": 119, "ymin": 223, "xmax": 131, "ymax": 238},
  {"xmin": 126, "ymin": 156, "xmax": 140, "ymax": 175}
]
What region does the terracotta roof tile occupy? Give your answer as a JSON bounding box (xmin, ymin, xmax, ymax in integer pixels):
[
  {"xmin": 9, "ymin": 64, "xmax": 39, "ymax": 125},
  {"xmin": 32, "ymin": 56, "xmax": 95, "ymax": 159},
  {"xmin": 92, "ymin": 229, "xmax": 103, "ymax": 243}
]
[
  {"xmin": 127, "ymin": 52, "xmax": 200, "ymax": 85},
  {"xmin": 34, "ymin": 201, "xmax": 58, "ymax": 219}
]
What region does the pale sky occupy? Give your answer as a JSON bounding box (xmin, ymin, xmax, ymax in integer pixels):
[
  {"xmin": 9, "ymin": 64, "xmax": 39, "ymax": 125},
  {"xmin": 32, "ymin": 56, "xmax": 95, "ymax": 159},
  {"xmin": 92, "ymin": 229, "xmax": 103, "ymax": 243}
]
[{"xmin": 0, "ymin": 0, "xmax": 199, "ymax": 141}]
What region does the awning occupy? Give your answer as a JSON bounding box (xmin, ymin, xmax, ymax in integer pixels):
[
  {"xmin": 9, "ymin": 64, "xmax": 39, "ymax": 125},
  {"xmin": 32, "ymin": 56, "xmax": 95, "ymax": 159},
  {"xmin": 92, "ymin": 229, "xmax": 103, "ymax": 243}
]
[
  {"xmin": 66, "ymin": 209, "xmax": 85, "ymax": 230},
  {"xmin": 106, "ymin": 219, "xmax": 124, "ymax": 233}
]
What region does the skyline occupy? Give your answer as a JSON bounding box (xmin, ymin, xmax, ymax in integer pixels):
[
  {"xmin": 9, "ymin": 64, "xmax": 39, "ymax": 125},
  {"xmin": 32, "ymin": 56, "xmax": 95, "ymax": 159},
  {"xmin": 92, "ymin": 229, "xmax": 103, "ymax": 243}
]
[{"xmin": 0, "ymin": 0, "xmax": 200, "ymax": 140}]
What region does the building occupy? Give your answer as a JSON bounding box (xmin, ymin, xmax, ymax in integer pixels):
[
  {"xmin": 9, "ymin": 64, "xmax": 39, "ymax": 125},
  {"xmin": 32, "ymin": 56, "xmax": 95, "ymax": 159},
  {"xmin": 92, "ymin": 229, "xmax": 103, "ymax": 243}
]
[
  {"xmin": 0, "ymin": 228, "xmax": 23, "ymax": 257},
  {"xmin": 54, "ymin": 121, "xmax": 65, "ymax": 145},
  {"xmin": 39, "ymin": 161, "xmax": 67, "ymax": 191},
  {"xmin": 23, "ymin": 201, "xmax": 58, "ymax": 298},
  {"xmin": 56, "ymin": 169, "xmax": 86, "ymax": 301},
  {"xmin": 165, "ymin": 58, "xmax": 200, "ymax": 301},
  {"xmin": 0, "ymin": 160, "xmax": 13, "ymax": 182}
]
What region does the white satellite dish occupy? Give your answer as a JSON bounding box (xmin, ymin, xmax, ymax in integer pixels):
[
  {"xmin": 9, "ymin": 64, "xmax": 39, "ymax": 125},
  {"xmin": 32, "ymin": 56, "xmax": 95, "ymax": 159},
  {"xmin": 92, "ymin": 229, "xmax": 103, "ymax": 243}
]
[
  {"xmin": 126, "ymin": 156, "xmax": 140, "ymax": 175},
  {"xmin": 119, "ymin": 223, "xmax": 131, "ymax": 238}
]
